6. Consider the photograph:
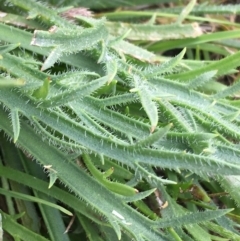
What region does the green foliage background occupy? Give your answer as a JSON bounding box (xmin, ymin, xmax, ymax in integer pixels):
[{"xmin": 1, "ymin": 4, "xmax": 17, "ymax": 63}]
[{"xmin": 1, "ymin": 0, "xmax": 240, "ymax": 240}]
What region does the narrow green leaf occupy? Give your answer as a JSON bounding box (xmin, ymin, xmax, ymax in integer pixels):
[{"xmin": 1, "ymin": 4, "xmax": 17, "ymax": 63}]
[
  {"xmin": 10, "ymin": 108, "xmax": 20, "ymax": 143},
  {"xmin": 214, "ymin": 78, "xmax": 240, "ymax": 99},
  {"xmin": 177, "ymin": 0, "xmax": 196, "ymax": 24},
  {"xmin": 187, "ymin": 70, "xmax": 217, "ymax": 90},
  {"xmin": 0, "ymin": 164, "xmax": 108, "ymax": 226},
  {"xmin": 95, "ymin": 158, "xmax": 133, "ymax": 180},
  {"xmin": 219, "ymin": 176, "xmax": 240, "ymax": 207},
  {"xmin": 193, "ymin": 109, "xmax": 240, "ymax": 141},
  {"xmin": 106, "ymin": 22, "xmax": 202, "ymax": 41},
  {"xmin": 109, "ymin": 29, "xmax": 132, "ymax": 46},
  {"xmin": 0, "ymin": 53, "xmax": 50, "ymax": 90},
  {"xmin": 223, "ymin": 110, "xmax": 240, "ymax": 121},
  {"xmin": 108, "ymin": 217, "xmax": 122, "ymax": 240},
  {"xmin": 143, "ymin": 48, "xmax": 186, "ymax": 77},
  {"xmin": 98, "ymin": 93, "xmax": 137, "ymax": 107},
  {"xmin": 94, "ymin": 79, "xmax": 117, "ymax": 95},
  {"xmin": 1, "ymin": 140, "xmax": 41, "ymax": 232},
  {"xmin": 40, "ymin": 46, "xmax": 62, "ymax": 71},
  {"xmin": 134, "ymin": 162, "xmax": 177, "ymax": 185},
  {"xmin": 101, "ymin": 9, "xmax": 240, "ymax": 28},
  {"xmin": 148, "ymin": 76, "xmax": 234, "ymax": 116},
  {"xmin": 111, "ymin": 38, "xmax": 156, "ymax": 62},
  {"xmin": 31, "ymin": 116, "xmax": 86, "ymax": 152},
  {"xmin": 0, "ymin": 10, "xmax": 42, "ymax": 29},
  {"xmin": 168, "ymin": 228, "xmax": 183, "ymax": 241},
  {"xmin": 0, "ymin": 188, "xmax": 72, "ymax": 216},
  {"xmin": 72, "ymin": 108, "xmax": 110, "ymax": 137},
  {"xmin": 21, "ymin": 155, "xmax": 72, "ymax": 241},
  {"xmin": 0, "ymin": 43, "xmax": 20, "ymax": 54},
  {"xmin": 133, "ymin": 200, "xmax": 159, "ymax": 221},
  {"xmin": 1, "ymin": 211, "xmax": 50, "ymax": 241},
  {"xmin": 82, "ymin": 153, "xmax": 138, "ymax": 196},
  {"xmin": 161, "ymin": 3, "xmax": 240, "ymax": 15},
  {"xmin": 56, "ymin": 71, "xmax": 100, "ymax": 86},
  {"xmin": 187, "ymin": 223, "xmax": 212, "ymax": 241},
  {"xmin": 147, "ymin": 13, "xmax": 157, "ymax": 25},
  {"xmin": 154, "ymin": 209, "xmax": 233, "ymax": 229},
  {"xmin": 135, "ymin": 123, "xmax": 173, "ymax": 147},
  {"xmin": 31, "ymin": 18, "xmax": 108, "ymax": 69},
  {"xmin": 77, "ymin": 214, "xmax": 105, "ymax": 241},
  {"xmin": 132, "ymin": 76, "xmax": 158, "ymax": 132},
  {"xmin": 41, "ymin": 61, "xmax": 117, "ymax": 107},
  {"xmin": 123, "ymin": 188, "xmax": 157, "ymax": 203},
  {"xmin": 201, "ymin": 221, "xmax": 240, "ymax": 241},
  {"xmin": 72, "ymin": 96, "xmax": 150, "ymax": 139},
  {"xmin": 167, "ymin": 132, "xmax": 217, "ymax": 154},
  {"xmin": 59, "ymin": 0, "xmax": 166, "ymax": 9},
  {"xmin": 48, "ymin": 170, "xmax": 58, "ymax": 189},
  {"xmin": 157, "ymin": 100, "xmax": 193, "ymax": 132},
  {"xmin": 98, "ymin": 225, "xmax": 122, "ymax": 241},
  {"xmin": 0, "ymin": 77, "xmax": 25, "ymax": 87},
  {"xmin": 170, "ymin": 50, "xmax": 240, "ymax": 81},
  {"xmin": 0, "ymin": 214, "xmax": 2, "ymax": 241},
  {"xmin": 139, "ymin": 87, "xmax": 158, "ymax": 133},
  {"xmin": 8, "ymin": 0, "xmax": 74, "ymax": 28},
  {"xmin": 0, "ymin": 23, "xmax": 100, "ymax": 71},
  {"xmin": 149, "ymin": 30, "xmax": 240, "ymax": 52}
]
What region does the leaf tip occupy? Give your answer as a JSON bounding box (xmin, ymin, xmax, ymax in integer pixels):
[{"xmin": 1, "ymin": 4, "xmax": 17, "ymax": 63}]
[
  {"xmin": 134, "ymin": 188, "xmax": 139, "ymax": 194},
  {"xmin": 150, "ymin": 125, "xmax": 156, "ymax": 133}
]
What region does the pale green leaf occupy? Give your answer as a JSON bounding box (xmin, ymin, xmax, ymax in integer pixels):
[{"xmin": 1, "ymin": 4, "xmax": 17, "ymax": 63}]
[
  {"xmin": 10, "ymin": 108, "xmax": 20, "ymax": 143},
  {"xmin": 214, "ymin": 78, "xmax": 240, "ymax": 99},
  {"xmin": 48, "ymin": 170, "xmax": 58, "ymax": 189},
  {"xmin": 108, "ymin": 217, "xmax": 122, "ymax": 240},
  {"xmin": 177, "ymin": 0, "xmax": 196, "ymax": 24},
  {"xmin": 106, "ymin": 22, "xmax": 202, "ymax": 41},
  {"xmin": 134, "ymin": 123, "xmax": 173, "ymax": 147},
  {"xmin": 132, "ymin": 76, "xmax": 158, "ymax": 132},
  {"xmin": 219, "ymin": 176, "xmax": 240, "ymax": 207},
  {"xmin": 31, "ymin": 18, "xmax": 108, "ymax": 69},
  {"xmin": 0, "ymin": 77, "xmax": 25, "ymax": 87},
  {"xmin": 1, "ymin": 211, "xmax": 50, "ymax": 241},
  {"xmin": 143, "ymin": 48, "xmax": 186, "ymax": 77},
  {"xmin": 0, "ymin": 188, "xmax": 72, "ymax": 216},
  {"xmin": 0, "ymin": 43, "xmax": 20, "ymax": 54},
  {"xmin": 187, "ymin": 70, "xmax": 217, "ymax": 90},
  {"xmin": 122, "ymin": 188, "xmax": 156, "ymax": 203},
  {"xmin": 41, "ymin": 61, "xmax": 117, "ymax": 107},
  {"xmin": 154, "ymin": 209, "xmax": 232, "ymax": 229}
]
